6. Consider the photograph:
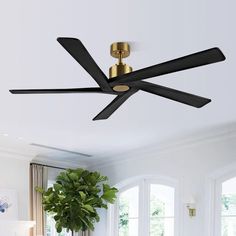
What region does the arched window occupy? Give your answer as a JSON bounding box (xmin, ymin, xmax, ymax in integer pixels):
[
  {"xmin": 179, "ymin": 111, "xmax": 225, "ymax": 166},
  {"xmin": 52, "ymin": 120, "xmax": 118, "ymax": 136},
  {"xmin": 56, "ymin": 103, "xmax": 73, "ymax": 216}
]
[
  {"xmin": 108, "ymin": 177, "xmax": 179, "ymax": 236},
  {"xmin": 211, "ymin": 167, "xmax": 236, "ymax": 236},
  {"xmin": 221, "ymin": 177, "xmax": 236, "ymax": 235}
]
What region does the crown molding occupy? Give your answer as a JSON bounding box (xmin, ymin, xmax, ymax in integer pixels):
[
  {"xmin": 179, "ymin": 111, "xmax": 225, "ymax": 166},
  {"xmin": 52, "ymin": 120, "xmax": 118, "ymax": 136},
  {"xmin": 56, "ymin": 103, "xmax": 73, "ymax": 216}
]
[
  {"xmin": 89, "ymin": 122, "xmax": 236, "ymax": 170},
  {"xmin": 0, "ymin": 146, "xmax": 35, "ymax": 162},
  {"xmin": 32, "ymin": 156, "xmax": 88, "ymax": 169},
  {"xmin": 208, "ymin": 160, "xmax": 236, "ymax": 180},
  {"xmin": 0, "ymin": 138, "xmax": 90, "ymax": 168},
  {"xmin": 0, "ymin": 145, "xmax": 88, "ymax": 168}
]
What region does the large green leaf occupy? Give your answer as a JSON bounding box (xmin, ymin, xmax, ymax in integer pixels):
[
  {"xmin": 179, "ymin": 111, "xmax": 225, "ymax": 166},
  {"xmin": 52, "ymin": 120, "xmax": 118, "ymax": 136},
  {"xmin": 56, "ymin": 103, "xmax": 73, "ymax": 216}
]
[
  {"xmin": 83, "ymin": 204, "xmax": 95, "ymax": 213},
  {"xmin": 53, "ymin": 183, "xmax": 62, "ymax": 192},
  {"xmin": 55, "ymin": 221, "xmax": 62, "ymax": 233},
  {"xmin": 102, "ymin": 185, "xmax": 118, "ymax": 203},
  {"xmin": 35, "ymin": 187, "xmax": 44, "ymax": 193},
  {"xmin": 79, "ymin": 191, "xmax": 86, "ymax": 201}
]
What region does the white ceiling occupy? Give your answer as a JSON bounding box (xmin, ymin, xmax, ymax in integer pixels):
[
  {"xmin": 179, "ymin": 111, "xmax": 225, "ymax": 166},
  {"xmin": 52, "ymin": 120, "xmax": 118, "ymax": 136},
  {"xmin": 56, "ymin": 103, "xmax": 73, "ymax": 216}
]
[{"xmin": 0, "ymin": 0, "xmax": 236, "ymax": 167}]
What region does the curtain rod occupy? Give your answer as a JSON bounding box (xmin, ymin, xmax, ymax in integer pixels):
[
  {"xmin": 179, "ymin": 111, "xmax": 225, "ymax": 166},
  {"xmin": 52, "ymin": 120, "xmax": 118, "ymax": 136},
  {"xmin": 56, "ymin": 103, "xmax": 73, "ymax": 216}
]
[{"xmin": 30, "ymin": 162, "xmax": 67, "ymax": 170}]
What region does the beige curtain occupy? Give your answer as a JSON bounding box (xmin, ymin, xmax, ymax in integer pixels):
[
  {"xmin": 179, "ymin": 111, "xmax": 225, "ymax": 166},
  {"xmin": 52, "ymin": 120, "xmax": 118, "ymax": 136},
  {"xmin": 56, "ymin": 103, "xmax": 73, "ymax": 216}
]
[{"xmin": 30, "ymin": 164, "xmax": 48, "ymax": 236}]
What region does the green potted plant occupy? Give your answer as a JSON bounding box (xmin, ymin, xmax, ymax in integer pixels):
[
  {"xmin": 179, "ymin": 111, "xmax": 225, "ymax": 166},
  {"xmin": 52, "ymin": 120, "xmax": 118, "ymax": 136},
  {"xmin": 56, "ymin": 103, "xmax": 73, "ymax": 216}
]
[{"xmin": 36, "ymin": 168, "xmax": 118, "ymax": 235}]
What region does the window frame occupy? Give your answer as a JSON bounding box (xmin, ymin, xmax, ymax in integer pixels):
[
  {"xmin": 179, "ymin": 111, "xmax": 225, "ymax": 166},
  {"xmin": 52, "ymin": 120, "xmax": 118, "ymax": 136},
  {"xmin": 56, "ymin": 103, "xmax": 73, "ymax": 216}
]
[
  {"xmin": 214, "ymin": 172, "xmax": 236, "ymax": 236},
  {"xmin": 107, "ymin": 176, "xmax": 180, "ymax": 236},
  {"xmin": 206, "ymin": 162, "xmax": 236, "ymax": 236}
]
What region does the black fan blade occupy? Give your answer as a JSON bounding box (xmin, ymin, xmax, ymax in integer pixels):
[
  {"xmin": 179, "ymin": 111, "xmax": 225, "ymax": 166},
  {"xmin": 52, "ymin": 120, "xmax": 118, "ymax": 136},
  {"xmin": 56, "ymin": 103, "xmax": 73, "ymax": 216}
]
[
  {"xmin": 9, "ymin": 87, "xmax": 116, "ymax": 95},
  {"xmin": 132, "ymin": 81, "xmax": 211, "ymax": 108},
  {"xmin": 57, "ymin": 37, "xmax": 112, "ymax": 92},
  {"xmin": 109, "ymin": 48, "xmax": 226, "ymax": 86},
  {"xmin": 93, "ymin": 88, "xmax": 138, "ymax": 120}
]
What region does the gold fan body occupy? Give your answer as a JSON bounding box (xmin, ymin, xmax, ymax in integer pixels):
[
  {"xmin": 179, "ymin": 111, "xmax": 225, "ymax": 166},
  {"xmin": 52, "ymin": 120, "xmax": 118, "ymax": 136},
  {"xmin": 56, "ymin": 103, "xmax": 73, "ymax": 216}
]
[{"xmin": 109, "ymin": 42, "xmax": 132, "ymax": 92}]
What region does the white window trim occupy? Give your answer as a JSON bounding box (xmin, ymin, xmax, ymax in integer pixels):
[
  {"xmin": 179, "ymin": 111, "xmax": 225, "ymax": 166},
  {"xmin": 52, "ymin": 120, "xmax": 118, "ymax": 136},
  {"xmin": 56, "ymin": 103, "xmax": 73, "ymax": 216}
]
[
  {"xmin": 205, "ymin": 161, "xmax": 236, "ymax": 236},
  {"xmin": 215, "ymin": 172, "xmax": 236, "ymax": 236},
  {"xmin": 107, "ymin": 175, "xmax": 181, "ymax": 236}
]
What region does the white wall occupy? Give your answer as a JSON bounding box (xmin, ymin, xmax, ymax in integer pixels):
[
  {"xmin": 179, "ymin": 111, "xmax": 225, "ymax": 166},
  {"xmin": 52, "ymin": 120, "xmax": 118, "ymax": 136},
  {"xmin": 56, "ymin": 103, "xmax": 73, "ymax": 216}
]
[
  {"xmin": 0, "ymin": 153, "xmax": 31, "ymax": 220},
  {"xmin": 91, "ymin": 131, "xmax": 236, "ymax": 236}
]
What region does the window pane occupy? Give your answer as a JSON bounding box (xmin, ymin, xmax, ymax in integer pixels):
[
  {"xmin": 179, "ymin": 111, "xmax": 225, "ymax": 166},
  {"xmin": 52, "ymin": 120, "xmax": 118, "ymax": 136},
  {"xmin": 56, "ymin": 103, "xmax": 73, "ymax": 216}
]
[
  {"xmin": 222, "ymin": 177, "xmax": 236, "ymax": 216},
  {"xmin": 222, "ymin": 195, "xmax": 236, "ymax": 216},
  {"xmin": 222, "ymin": 217, "xmax": 236, "ymax": 236},
  {"xmin": 150, "ymin": 184, "xmax": 174, "ymax": 236},
  {"xmin": 150, "ymin": 218, "xmax": 174, "ymax": 236},
  {"xmin": 222, "ymin": 177, "xmax": 236, "ymax": 236},
  {"xmin": 119, "ymin": 186, "xmax": 139, "ymax": 236},
  {"xmin": 150, "ymin": 184, "xmax": 175, "ymax": 217}
]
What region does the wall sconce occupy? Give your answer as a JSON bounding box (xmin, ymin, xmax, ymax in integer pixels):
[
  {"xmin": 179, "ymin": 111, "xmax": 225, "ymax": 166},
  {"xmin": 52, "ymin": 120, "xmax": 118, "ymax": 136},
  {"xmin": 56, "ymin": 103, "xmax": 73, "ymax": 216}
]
[
  {"xmin": 187, "ymin": 204, "xmax": 196, "ymax": 217},
  {"xmin": 186, "ymin": 196, "xmax": 196, "ymax": 217}
]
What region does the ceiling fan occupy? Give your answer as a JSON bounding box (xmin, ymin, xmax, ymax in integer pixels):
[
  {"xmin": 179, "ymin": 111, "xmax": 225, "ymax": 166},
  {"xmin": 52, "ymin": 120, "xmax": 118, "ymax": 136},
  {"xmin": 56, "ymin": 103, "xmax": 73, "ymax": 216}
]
[{"xmin": 10, "ymin": 38, "xmax": 226, "ymax": 120}]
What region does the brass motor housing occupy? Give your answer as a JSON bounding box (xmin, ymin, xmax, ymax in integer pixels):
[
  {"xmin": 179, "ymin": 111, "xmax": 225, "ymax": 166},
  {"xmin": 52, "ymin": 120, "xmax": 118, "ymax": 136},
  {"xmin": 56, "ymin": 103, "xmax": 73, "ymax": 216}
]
[
  {"xmin": 109, "ymin": 42, "xmax": 133, "ymax": 92},
  {"xmin": 109, "ymin": 63, "xmax": 132, "ymax": 78}
]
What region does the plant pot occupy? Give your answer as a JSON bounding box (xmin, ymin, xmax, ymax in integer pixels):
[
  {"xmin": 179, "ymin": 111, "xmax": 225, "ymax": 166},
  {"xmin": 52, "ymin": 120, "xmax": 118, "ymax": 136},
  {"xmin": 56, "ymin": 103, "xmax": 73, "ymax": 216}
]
[
  {"xmin": 71, "ymin": 231, "xmax": 89, "ymax": 236},
  {"xmin": 81, "ymin": 231, "xmax": 89, "ymax": 236}
]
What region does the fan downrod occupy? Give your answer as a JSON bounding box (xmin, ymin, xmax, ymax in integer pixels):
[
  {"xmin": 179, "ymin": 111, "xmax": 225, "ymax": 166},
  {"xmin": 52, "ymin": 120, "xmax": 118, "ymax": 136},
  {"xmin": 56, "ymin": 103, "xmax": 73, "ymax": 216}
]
[{"xmin": 109, "ymin": 42, "xmax": 132, "ymax": 92}]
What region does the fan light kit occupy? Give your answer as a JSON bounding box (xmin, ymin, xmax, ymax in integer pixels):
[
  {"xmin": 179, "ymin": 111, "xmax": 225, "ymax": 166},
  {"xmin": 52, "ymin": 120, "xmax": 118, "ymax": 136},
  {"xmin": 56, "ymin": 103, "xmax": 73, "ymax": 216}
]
[{"xmin": 10, "ymin": 38, "xmax": 226, "ymax": 120}]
